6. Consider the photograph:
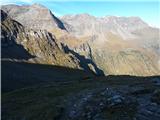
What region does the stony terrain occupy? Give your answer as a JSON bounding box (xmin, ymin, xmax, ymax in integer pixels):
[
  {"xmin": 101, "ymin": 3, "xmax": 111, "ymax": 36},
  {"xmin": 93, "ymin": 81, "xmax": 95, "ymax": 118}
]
[
  {"xmin": 2, "ymin": 75, "xmax": 160, "ymax": 120},
  {"xmin": 2, "ymin": 4, "xmax": 160, "ymax": 76},
  {"xmin": 1, "ymin": 9, "xmax": 101, "ymax": 75},
  {"xmin": 1, "ymin": 9, "xmax": 78, "ymax": 67},
  {"xmin": 61, "ymin": 14, "xmax": 160, "ymax": 76},
  {"xmin": 1, "ymin": 3, "xmax": 66, "ymax": 31},
  {"xmin": 1, "ymin": 3, "xmax": 160, "ymax": 120}
]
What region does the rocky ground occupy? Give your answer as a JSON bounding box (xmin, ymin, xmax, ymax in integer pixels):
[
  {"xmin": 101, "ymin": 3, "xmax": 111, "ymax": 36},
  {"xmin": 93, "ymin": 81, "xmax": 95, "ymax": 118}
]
[
  {"xmin": 58, "ymin": 77, "xmax": 160, "ymax": 120},
  {"xmin": 2, "ymin": 76, "xmax": 160, "ymax": 120},
  {"xmin": 1, "ymin": 4, "xmax": 160, "ymax": 120},
  {"xmin": 1, "ymin": 4, "xmax": 160, "ymax": 76}
]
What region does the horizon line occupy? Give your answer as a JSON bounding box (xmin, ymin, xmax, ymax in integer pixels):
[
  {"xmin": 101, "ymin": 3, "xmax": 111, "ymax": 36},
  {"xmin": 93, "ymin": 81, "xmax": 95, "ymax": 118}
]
[{"xmin": 1, "ymin": 2, "xmax": 160, "ymax": 28}]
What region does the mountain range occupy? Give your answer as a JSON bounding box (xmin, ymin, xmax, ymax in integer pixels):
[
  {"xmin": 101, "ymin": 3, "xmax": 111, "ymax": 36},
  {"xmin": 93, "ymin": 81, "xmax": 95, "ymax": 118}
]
[
  {"xmin": 1, "ymin": 3, "xmax": 160, "ymax": 120},
  {"xmin": 1, "ymin": 3, "xmax": 160, "ymax": 76}
]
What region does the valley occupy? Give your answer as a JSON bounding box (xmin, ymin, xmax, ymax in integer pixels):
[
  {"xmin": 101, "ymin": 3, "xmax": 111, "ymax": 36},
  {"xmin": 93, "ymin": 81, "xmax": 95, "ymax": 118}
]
[{"xmin": 1, "ymin": 3, "xmax": 160, "ymax": 120}]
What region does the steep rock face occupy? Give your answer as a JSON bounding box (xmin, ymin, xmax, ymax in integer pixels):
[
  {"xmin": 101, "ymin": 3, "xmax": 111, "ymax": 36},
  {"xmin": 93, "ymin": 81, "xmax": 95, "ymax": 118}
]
[
  {"xmin": 1, "ymin": 4, "xmax": 66, "ymax": 31},
  {"xmin": 1, "ymin": 10, "xmax": 80, "ymax": 69},
  {"xmin": 58, "ymin": 30, "xmax": 159, "ymax": 76},
  {"xmin": 61, "ymin": 14, "xmax": 149, "ymax": 40},
  {"xmin": 61, "ymin": 14, "xmax": 159, "ymax": 51},
  {"xmin": 2, "ymin": 4, "xmax": 160, "ymax": 76},
  {"xmin": 61, "ymin": 14, "xmax": 160, "ymax": 76},
  {"xmin": 69, "ymin": 41, "xmax": 159, "ymax": 76}
]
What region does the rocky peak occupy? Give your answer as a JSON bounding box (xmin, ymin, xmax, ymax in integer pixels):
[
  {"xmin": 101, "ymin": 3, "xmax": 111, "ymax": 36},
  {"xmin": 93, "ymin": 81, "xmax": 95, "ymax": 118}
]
[
  {"xmin": 1, "ymin": 10, "xmax": 80, "ymax": 69},
  {"xmin": 62, "ymin": 14, "xmax": 149, "ymax": 40},
  {"xmin": 102, "ymin": 16, "xmax": 148, "ymax": 31},
  {"xmin": 30, "ymin": 3, "xmax": 47, "ymax": 9},
  {"xmin": 1, "ymin": 4, "xmax": 66, "ymax": 31},
  {"xmin": 62, "ymin": 13, "xmax": 95, "ymax": 20}
]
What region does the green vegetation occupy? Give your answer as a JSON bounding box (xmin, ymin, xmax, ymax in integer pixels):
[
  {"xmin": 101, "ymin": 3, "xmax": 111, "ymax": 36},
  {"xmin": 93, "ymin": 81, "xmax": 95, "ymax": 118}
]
[{"xmin": 2, "ymin": 61, "xmax": 159, "ymax": 120}]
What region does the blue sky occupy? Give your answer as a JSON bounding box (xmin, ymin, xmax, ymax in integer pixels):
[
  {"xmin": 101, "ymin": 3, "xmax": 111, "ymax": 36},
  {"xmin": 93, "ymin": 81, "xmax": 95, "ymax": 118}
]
[{"xmin": 1, "ymin": 0, "xmax": 160, "ymax": 28}]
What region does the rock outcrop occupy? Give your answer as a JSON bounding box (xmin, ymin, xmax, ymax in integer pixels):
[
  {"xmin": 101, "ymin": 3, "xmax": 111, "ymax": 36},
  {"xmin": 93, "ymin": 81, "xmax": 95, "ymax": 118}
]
[
  {"xmin": 60, "ymin": 88, "xmax": 137, "ymax": 120},
  {"xmin": 55, "ymin": 76, "xmax": 160, "ymax": 120},
  {"xmin": 1, "ymin": 4, "xmax": 66, "ymax": 31},
  {"xmin": 2, "ymin": 4, "xmax": 160, "ymax": 76},
  {"xmin": 1, "ymin": 10, "xmax": 80, "ymax": 69},
  {"xmin": 61, "ymin": 14, "xmax": 160, "ymax": 76}
]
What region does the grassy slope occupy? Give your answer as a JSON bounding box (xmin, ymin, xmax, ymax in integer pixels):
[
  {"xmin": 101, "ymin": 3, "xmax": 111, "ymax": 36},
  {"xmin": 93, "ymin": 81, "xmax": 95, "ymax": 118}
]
[
  {"xmin": 1, "ymin": 60, "xmax": 94, "ymax": 92},
  {"xmin": 2, "ymin": 62, "xmax": 159, "ymax": 120}
]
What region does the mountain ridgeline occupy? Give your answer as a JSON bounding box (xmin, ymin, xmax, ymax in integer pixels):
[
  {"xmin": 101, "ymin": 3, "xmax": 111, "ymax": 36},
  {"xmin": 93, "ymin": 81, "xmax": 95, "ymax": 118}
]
[
  {"xmin": 1, "ymin": 3, "xmax": 160, "ymax": 76},
  {"xmin": 1, "ymin": 4, "xmax": 160, "ymax": 120}
]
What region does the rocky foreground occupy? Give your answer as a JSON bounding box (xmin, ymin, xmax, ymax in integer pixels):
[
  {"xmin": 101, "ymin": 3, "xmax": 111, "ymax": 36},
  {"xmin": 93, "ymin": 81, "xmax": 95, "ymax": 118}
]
[
  {"xmin": 2, "ymin": 76, "xmax": 160, "ymax": 120},
  {"xmin": 1, "ymin": 3, "xmax": 160, "ymax": 120},
  {"xmin": 58, "ymin": 77, "xmax": 160, "ymax": 120}
]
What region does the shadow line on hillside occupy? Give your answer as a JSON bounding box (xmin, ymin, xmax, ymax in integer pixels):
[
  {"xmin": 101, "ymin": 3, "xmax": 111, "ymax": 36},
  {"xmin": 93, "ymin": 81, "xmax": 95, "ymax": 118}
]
[
  {"xmin": 1, "ymin": 41, "xmax": 35, "ymax": 60},
  {"xmin": 51, "ymin": 13, "xmax": 66, "ymax": 30},
  {"xmin": 1, "ymin": 10, "xmax": 35, "ymax": 60},
  {"xmin": 1, "ymin": 60, "xmax": 93, "ymax": 92},
  {"xmin": 106, "ymin": 75, "xmax": 160, "ymax": 80},
  {"xmin": 2, "ymin": 60, "xmax": 160, "ymax": 93},
  {"xmin": 61, "ymin": 43, "xmax": 105, "ymax": 76}
]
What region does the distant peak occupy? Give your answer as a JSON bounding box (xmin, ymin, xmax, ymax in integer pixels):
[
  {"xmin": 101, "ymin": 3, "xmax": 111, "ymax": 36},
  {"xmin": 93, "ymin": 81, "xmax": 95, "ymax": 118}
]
[
  {"xmin": 62, "ymin": 13, "xmax": 95, "ymax": 20},
  {"xmin": 128, "ymin": 16, "xmax": 143, "ymax": 21},
  {"xmin": 76, "ymin": 13, "xmax": 95, "ymax": 18},
  {"xmin": 103, "ymin": 16, "xmax": 141, "ymax": 19},
  {"xmin": 103, "ymin": 16, "xmax": 146, "ymax": 23},
  {"xmin": 103, "ymin": 16, "xmax": 118, "ymax": 18},
  {"xmin": 78, "ymin": 13, "xmax": 91, "ymax": 16},
  {"xmin": 31, "ymin": 3, "xmax": 47, "ymax": 9}
]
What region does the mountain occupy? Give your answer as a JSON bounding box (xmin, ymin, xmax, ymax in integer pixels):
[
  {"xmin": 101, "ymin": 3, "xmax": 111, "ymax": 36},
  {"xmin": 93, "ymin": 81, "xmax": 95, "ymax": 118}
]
[
  {"xmin": 1, "ymin": 3, "xmax": 66, "ymax": 31},
  {"xmin": 1, "ymin": 4, "xmax": 160, "ymax": 76},
  {"xmin": 60, "ymin": 14, "xmax": 160, "ymax": 76},
  {"xmin": 1, "ymin": 4, "xmax": 160, "ymax": 120},
  {"xmin": 1, "ymin": 5, "xmax": 103, "ymax": 75},
  {"xmin": 1, "ymin": 9, "xmax": 82, "ymax": 68},
  {"xmin": 61, "ymin": 14, "xmax": 148, "ymax": 40},
  {"xmin": 61, "ymin": 13, "xmax": 159, "ymax": 52}
]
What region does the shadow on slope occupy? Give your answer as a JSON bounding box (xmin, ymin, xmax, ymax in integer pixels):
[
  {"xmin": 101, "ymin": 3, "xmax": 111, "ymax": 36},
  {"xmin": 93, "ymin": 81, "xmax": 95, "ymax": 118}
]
[
  {"xmin": 1, "ymin": 72, "xmax": 160, "ymax": 120},
  {"xmin": 1, "ymin": 41, "xmax": 35, "ymax": 60},
  {"xmin": 1, "ymin": 10, "xmax": 35, "ymax": 60},
  {"xmin": 106, "ymin": 75, "xmax": 160, "ymax": 81},
  {"xmin": 51, "ymin": 13, "xmax": 66, "ymax": 30},
  {"xmin": 1, "ymin": 60, "xmax": 94, "ymax": 92},
  {"xmin": 61, "ymin": 43, "xmax": 105, "ymax": 76}
]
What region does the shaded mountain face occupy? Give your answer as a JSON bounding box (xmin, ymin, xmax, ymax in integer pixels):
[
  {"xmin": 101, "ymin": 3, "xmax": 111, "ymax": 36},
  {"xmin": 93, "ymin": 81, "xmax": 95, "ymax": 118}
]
[
  {"xmin": 1, "ymin": 4, "xmax": 160, "ymax": 76},
  {"xmin": 1, "ymin": 4, "xmax": 160, "ymax": 120}
]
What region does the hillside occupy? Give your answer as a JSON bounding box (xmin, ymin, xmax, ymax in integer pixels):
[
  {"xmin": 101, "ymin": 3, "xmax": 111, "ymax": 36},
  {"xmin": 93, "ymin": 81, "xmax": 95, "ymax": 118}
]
[
  {"xmin": 1, "ymin": 3, "xmax": 160, "ymax": 120},
  {"xmin": 2, "ymin": 4, "xmax": 160, "ymax": 76},
  {"xmin": 2, "ymin": 74, "xmax": 160, "ymax": 120}
]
